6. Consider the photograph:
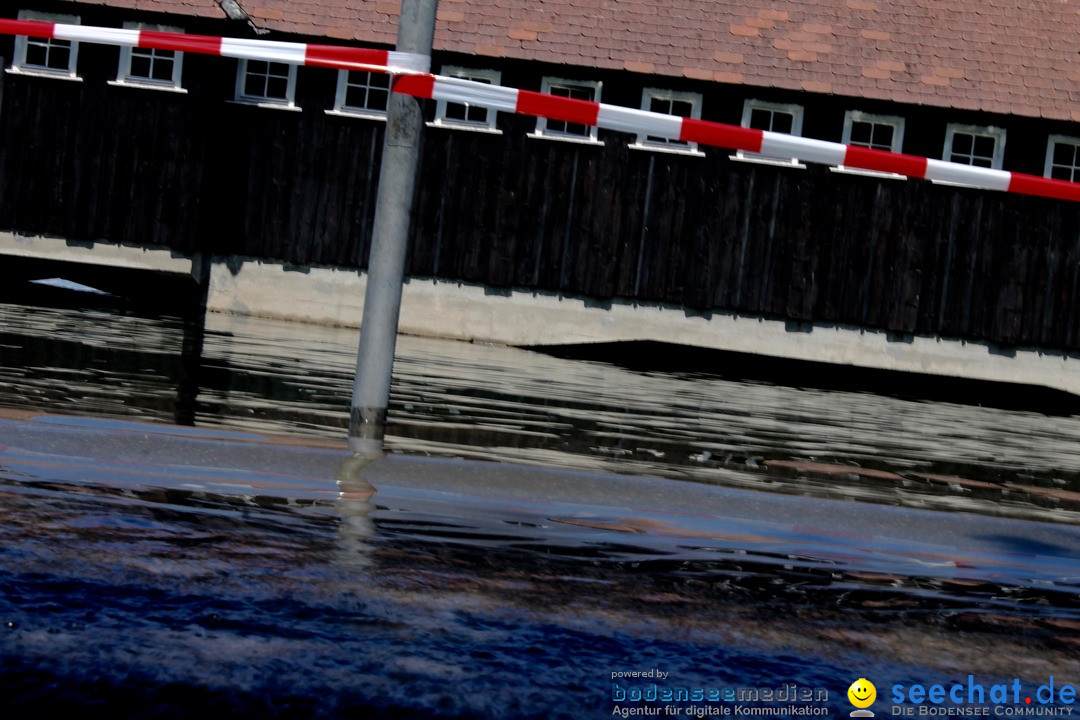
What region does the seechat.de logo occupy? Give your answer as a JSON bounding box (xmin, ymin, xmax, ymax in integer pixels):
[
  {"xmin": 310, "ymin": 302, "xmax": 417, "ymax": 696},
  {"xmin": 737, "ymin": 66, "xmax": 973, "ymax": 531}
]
[{"xmin": 848, "ymin": 678, "xmax": 878, "ymax": 718}]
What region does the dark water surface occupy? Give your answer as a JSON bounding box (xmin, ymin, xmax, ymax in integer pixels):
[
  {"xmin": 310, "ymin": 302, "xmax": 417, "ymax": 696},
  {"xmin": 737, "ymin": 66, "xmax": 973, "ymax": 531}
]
[
  {"xmin": 4, "ymin": 298, "xmax": 1080, "ymax": 524},
  {"xmin": 1, "ymin": 293, "xmax": 1079, "ymax": 718}
]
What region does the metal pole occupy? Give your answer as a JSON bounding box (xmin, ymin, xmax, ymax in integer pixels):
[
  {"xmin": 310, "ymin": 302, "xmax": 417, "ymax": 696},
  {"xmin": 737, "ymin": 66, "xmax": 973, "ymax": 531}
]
[{"xmin": 348, "ymin": 0, "xmax": 438, "ymax": 456}]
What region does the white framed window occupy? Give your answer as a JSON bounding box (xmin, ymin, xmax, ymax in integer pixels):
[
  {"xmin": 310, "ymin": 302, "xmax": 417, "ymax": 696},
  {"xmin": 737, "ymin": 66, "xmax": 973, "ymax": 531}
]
[
  {"xmin": 234, "ymin": 58, "xmax": 298, "ymax": 110},
  {"xmin": 833, "ymin": 110, "xmax": 906, "ymax": 179},
  {"xmin": 9, "ymin": 10, "xmax": 80, "ymax": 80},
  {"xmin": 432, "ymin": 66, "xmax": 501, "ymax": 132},
  {"xmin": 943, "ymin": 124, "xmax": 1005, "ymax": 169},
  {"xmin": 630, "ymin": 88, "xmax": 704, "ymax": 156},
  {"xmin": 1045, "ymin": 135, "xmax": 1080, "ymax": 182},
  {"xmin": 328, "ymin": 70, "xmax": 390, "ymax": 119},
  {"xmin": 530, "ymin": 77, "xmax": 602, "ymax": 144},
  {"xmin": 843, "ymin": 111, "xmax": 905, "ymax": 152},
  {"xmin": 733, "ymin": 99, "xmax": 805, "ymax": 167},
  {"xmin": 111, "ymin": 22, "xmax": 185, "ymax": 92}
]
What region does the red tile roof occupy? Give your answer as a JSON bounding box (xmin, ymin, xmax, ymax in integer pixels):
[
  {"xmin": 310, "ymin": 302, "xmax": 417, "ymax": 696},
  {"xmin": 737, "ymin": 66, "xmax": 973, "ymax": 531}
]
[
  {"xmin": 67, "ymin": 0, "xmax": 227, "ymax": 20},
  {"xmin": 55, "ymin": 0, "xmax": 1080, "ymax": 122}
]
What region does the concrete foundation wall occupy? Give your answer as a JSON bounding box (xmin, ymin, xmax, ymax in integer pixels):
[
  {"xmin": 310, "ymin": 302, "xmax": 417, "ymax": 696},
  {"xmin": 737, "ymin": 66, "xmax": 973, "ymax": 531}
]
[
  {"xmin": 206, "ymin": 258, "xmax": 1080, "ymax": 396},
  {"xmin": 0, "ymin": 233, "xmax": 196, "ymax": 275},
  {"xmin": 4, "ymin": 236, "xmax": 1077, "ymax": 395}
]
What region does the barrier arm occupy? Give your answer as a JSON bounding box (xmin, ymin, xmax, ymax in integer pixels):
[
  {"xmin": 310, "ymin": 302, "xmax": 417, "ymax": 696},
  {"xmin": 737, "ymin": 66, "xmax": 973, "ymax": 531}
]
[
  {"xmin": 1, "ymin": 17, "xmax": 1078, "ymax": 203},
  {"xmin": 393, "ymin": 73, "xmax": 1080, "ymax": 204}
]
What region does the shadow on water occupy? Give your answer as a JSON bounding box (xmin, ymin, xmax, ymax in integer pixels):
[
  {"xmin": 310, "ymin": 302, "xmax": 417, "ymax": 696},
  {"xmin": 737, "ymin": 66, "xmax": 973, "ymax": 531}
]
[
  {"xmin": 533, "ymin": 339, "xmax": 1080, "ymax": 415},
  {"xmin": 0, "ymin": 257, "xmax": 208, "ymax": 427}
]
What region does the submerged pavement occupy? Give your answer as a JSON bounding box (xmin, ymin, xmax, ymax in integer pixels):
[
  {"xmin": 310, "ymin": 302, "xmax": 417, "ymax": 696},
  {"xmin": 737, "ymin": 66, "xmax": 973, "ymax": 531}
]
[{"xmin": 1, "ymin": 413, "xmax": 1078, "ymax": 718}]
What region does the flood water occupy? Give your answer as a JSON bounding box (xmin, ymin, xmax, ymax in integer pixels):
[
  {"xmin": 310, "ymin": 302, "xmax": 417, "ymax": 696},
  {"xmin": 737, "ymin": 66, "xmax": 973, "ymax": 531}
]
[
  {"xmin": 1, "ymin": 285, "xmax": 1079, "ymax": 718},
  {"xmin": 5, "ymin": 292, "xmax": 1080, "ymax": 524}
]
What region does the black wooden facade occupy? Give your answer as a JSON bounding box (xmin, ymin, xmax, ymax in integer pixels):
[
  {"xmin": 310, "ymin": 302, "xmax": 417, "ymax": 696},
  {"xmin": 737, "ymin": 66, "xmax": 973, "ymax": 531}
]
[{"xmin": 2, "ymin": 5, "xmax": 1080, "ymax": 351}]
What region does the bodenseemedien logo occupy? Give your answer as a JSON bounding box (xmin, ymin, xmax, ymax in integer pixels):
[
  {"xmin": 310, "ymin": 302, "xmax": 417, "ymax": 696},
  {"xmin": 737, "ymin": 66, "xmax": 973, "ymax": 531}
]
[
  {"xmin": 609, "ymin": 674, "xmax": 831, "ymax": 716},
  {"xmin": 848, "ymin": 678, "xmax": 877, "ymax": 717}
]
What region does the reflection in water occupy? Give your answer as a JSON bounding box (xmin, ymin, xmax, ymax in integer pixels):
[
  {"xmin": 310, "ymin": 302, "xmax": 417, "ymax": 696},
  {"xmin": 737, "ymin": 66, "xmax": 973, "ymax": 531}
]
[
  {"xmin": 1, "ymin": 415, "xmax": 1078, "ymax": 717},
  {"xmin": 2, "ymin": 295, "xmax": 1080, "ymax": 717},
  {"xmin": 335, "ymin": 453, "xmax": 378, "ymax": 569},
  {"xmin": 0, "ymin": 414, "xmax": 1077, "ymax": 718},
  {"xmin": 2, "ymin": 300, "xmax": 1079, "ymax": 523}
]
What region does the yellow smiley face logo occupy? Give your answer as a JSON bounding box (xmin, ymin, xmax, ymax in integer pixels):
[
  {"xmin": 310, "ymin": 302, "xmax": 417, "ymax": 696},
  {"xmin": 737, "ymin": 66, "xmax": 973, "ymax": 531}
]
[{"xmin": 848, "ymin": 678, "xmax": 877, "ymax": 709}]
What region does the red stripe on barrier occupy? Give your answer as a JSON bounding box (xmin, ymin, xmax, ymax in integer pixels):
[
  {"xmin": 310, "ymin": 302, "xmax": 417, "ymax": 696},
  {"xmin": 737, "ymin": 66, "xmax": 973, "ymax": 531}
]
[
  {"xmin": 139, "ymin": 30, "xmax": 222, "ymax": 56},
  {"xmin": 843, "ymin": 146, "xmax": 928, "ymax": 178},
  {"xmin": 305, "ymin": 44, "xmax": 390, "ymax": 70},
  {"xmin": 393, "ymin": 73, "xmax": 436, "ymax": 99},
  {"xmin": 516, "ymin": 89, "xmax": 599, "ymax": 126},
  {"xmin": 0, "ymin": 18, "xmax": 55, "ymax": 39},
  {"xmin": 679, "ymin": 119, "xmax": 763, "ymax": 154},
  {"xmin": 1007, "ymin": 173, "xmax": 1080, "ymax": 203}
]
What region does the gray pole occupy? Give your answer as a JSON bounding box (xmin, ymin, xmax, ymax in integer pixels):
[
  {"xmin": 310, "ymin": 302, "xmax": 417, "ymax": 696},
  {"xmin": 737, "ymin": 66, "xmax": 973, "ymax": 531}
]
[{"xmin": 348, "ymin": 0, "xmax": 438, "ymax": 456}]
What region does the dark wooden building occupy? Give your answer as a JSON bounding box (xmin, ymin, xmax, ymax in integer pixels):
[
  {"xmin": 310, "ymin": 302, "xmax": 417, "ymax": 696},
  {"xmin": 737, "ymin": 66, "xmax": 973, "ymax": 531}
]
[{"xmin": 2, "ymin": 0, "xmax": 1080, "ymax": 350}]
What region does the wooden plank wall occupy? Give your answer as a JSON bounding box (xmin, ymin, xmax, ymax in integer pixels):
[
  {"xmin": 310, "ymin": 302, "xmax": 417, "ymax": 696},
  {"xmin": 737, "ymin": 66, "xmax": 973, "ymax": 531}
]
[
  {"xmin": 1, "ymin": 69, "xmax": 1079, "ymax": 352},
  {"xmin": 409, "ymin": 113, "xmax": 1080, "ymax": 351},
  {"xmin": 0, "ymin": 71, "xmax": 205, "ymax": 254}
]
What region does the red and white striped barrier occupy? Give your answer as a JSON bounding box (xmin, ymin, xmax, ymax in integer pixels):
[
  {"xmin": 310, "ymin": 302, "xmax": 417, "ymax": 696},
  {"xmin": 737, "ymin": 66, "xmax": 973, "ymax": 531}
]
[
  {"xmin": 0, "ymin": 18, "xmax": 430, "ymax": 74},
  {"xmin": 395, "ymin": 74, "xmax": 1080, "ymax": 203},
  {"xmin": 2, "ymin": 17, "xmax": 1079, "ymax": 203}
]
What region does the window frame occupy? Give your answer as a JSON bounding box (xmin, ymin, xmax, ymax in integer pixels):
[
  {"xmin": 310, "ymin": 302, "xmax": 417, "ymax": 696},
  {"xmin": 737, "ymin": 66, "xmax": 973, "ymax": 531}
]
[
  {"xmin": 9, "ymin": 10, "xmax": 81, "ymax": 80},
  {"xmin": 943, "ymin": 124, "xmax": 1006, "ymax": 170},
  {"xmin": 432, "ymin": 66, "xmax": 502, "ymax": 133},
  {"xmin": 1044, "ymin": 135, "xmax": 1080, "ymax": 182},
  {"xmin": 327, "ymin": 69, "xmax": 390, "ymax": 120},
  {"xmin": 529, "ymin": 76, "xmax": 603, "ymax": 145},
  {"xmin": 629, "ymin": 87, "xmax": 704, "ymax": 156},
  {"xmin": 110, "ymin": 21, "xmax": 186, "ymax": 93},
  {"xmin": 732, "ymin": 99, "xmax": 806, "ymax": 168},
  {"xmin": 233, "ymin": 58, "xmax": 300, "ymax": 110},
  {"xmin": 833, "ymin": 110, "xmax": 906, "ymax": 179}
]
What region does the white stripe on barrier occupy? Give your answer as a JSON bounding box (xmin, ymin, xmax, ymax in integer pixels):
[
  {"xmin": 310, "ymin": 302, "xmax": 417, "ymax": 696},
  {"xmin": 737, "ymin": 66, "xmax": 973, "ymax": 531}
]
[
  {"xmin": 597, "ymin": 105, "xmax": 681, "ymax": 139},
  {"xmin": 761, "ymin": 133, "xmax": 847, "ymax": 167},
  {"xmin": 54, "ymin": 25, "xmax": 141, "ymax": 47},
  {"xmin": 220, "ymin": 37, "xmax": 309, "ymax": 65},
  {"xmin": 433, "ymin": 76, "xmax": 520, "ymax": 114},
  {"xmin": 388, "ymin": 50, "xmax": 430, "ymax": 73},
  {"xmin": 924, "ymin": 160, "xmax": 1012, "ymax": 191}
]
